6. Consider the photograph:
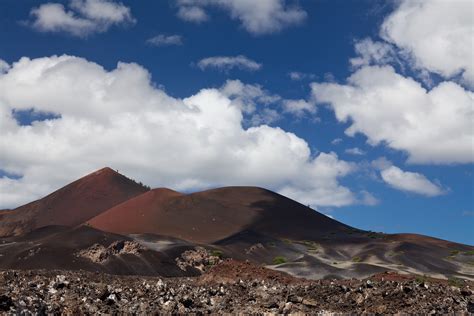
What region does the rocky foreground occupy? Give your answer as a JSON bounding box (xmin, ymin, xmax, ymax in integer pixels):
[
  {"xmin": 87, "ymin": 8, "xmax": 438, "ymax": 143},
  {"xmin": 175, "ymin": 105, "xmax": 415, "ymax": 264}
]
[{"xmin": 0, "ymin": 260, "xmax": 473, "ymax": 314}]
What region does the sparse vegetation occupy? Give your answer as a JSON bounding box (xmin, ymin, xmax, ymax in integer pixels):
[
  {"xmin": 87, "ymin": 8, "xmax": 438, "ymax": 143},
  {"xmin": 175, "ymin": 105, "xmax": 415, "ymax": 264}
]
[
  {"xmin": 415, "ymin": 274, "xmax": 429, "ymax": 284},
  {"xmin": 294, "ymin": 240, "xmax": 319, "ymax": 252},
  {"xmin": 210, "ymin": 250, "xmax": 223, "ymax": 258},
  {"xmin": 463, "ymin": 250, "xmax": 474, "ymax": 256},
  {"xmin": 346, "ymin": 228, "xmax": 360, "ymax": 235},
  {"xmin": 117, "ymin": 170, "xmax": 151, "ymax": 190},
  {"xmin": 352, "ymin": 256, "xmax": 362, "ymax": 263},
  {"xmin": 138, "ymin": 182, "xmax": 151, "ymax": 190},
  {"xmin": 272, "ymin": 256, "xmax": 287, "ymax": 265},
  {"xmin": 448, "ymin": 277, "xmax": 463, "ymax": 288},
  {"xmin": 387, "ymin": 250, "xmax": 404, "ymax": 257},
  {"xmin": 366, "ymin": 231, "xmax": 385, "ymax": 240},
  {"xmin": 450, "ymin": 250, "xmax": 460, "ymax": 256},
  {"xmin": 281, "ymin": 238, "xmax": 292, "ymax": 245}
]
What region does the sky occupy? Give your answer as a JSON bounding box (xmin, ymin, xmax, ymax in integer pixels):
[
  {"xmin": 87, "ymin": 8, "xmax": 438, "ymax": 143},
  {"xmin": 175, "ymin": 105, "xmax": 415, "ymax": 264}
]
[{"xmin": 0, "ymin": 0, "xmax": 473, "ymax": 244}]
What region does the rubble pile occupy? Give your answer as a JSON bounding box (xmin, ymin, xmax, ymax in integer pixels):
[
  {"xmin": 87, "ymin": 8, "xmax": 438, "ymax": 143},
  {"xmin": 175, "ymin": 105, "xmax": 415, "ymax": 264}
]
[
  {"xmin": 0, "ymin": 263, "xmax": 472, "ymax": 314},
  {"xmin": 175, "ymin": 247, "xmax": 222, "ymax": 272},
  {"xmin": 75, "ymin": 240, "xmax": 143, "ymax": 263}
]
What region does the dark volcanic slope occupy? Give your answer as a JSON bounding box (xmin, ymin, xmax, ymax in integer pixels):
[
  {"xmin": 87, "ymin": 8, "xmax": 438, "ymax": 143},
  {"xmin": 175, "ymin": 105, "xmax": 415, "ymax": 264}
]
[
  {"xmin": 0, "ymin": 225, "xmax": 192, "ymax": 277},
  {"xmin": 0, "ymin": 168, "xmax": 149, "ymax": 237},
  {"xmin": 88, "ymin": 186, "xmax": 352, "ymax": 243}
]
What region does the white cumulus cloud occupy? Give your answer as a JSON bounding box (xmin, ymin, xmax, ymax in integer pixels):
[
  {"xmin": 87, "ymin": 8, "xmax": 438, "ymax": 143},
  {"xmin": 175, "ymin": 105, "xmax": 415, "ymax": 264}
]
[
  {"xmin": 380, "ymin": 165, "xmax": 444, "ymax": 197},
  {"xmin": 0, "ymin": 55, "xmax": 359, "ymax": 209},
  {"xmin": 220, "ymin": 79, "xmax": 280, "ymax": 115},
  {"xmin": 381, "ymin": 0, "xmax": 474, "ymax": 86},
  {"xmin": 29, "ymin": 0, "xmax": 134, "ymax": 37},
  {"xmin": 197, "ymin": 55, "xmax": 262, "ymax": 72},
  {"xmin": 0, "ymin": 59, "xmax": 9, "ymax": 74},
  {"xmin": 288, "ymin": 71, "xmax": 316, "ymax": 81},
  {"xmin": 177, "ymin": 5, "xmax": 209, "ymax": 23},
  {"xmin": 350, "ymin": 38, "xmax": 396, "ymax": 69},
  {"xmin": 345, "ymin": 148, "xmax": 365, "ymax": 156},
  {"xmin": 282, "ymin": 99, "xmax": 316, "ymax": 116},
  {"xmin": 175, "ymin": 0, "xmax": 307, "ymax": 35},
  {"xmin": 312, "ymin": 65, "xmax": 474, "ymax": 164},
  {"xmin": 147, "ymin": 34, "xmax": 183, "ymax": 47},
  {"xmin": 220, "ymin": 80, "xmax": 316, "ymax": 122}
]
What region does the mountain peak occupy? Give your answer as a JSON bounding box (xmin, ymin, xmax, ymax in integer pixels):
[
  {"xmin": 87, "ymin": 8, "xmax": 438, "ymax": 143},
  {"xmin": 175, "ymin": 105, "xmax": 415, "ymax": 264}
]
[
  {"xmin": 0, "ymin": 167, "xmax": 150, "ymax": 237},
  {"xmin": 91, "ymin": 166, "xmax": 118, "ymax": 176}
]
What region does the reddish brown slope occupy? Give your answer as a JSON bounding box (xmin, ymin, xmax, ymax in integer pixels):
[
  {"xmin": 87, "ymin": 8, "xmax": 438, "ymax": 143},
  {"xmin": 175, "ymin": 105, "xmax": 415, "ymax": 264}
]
[
  {"xmin": 88, "ymin": 186, "xmax": 351, "ymax": 243},
  {"xmin": 0, "ymin": 167, "xmax": 149, "ymax": 237}
]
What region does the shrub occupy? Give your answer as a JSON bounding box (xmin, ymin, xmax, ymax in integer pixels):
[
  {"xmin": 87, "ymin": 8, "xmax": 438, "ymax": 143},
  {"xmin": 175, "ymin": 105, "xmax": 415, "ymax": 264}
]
[
  {"xmin": 450, "ymin": 250, "xmax": 460, "ymax": 256},
  {"xmin": 388, "ymin": 250, "xmax": 404, "ymax": 257},
  {"xmin": 448, "ymin": 277, "xmax": 463, "ymax": 287},
  {"xmin": 352, "ymin": 256, "xmax": 362, "ymax": 263},
  {"xmin": 415, "ymin": 274, "xmax": 429, "ymax": 284},
  {"xmin": 273, "ymin": 256, "xmax": 287, "ymax": 265},
  {"xmin": 295, "ymin": 240, "xmax": 319, "ymax": 251},
  {"xmin": 210, "ymin": 250, "xmax": 223, "ymax": 258},
  {"xmin": 367, "ymin": 231, "xmax": 385, "ymax": 239}
]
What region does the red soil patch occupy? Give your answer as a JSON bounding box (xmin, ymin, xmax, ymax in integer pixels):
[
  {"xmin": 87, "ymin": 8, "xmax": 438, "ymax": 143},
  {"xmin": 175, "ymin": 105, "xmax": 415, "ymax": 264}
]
[
  {"xmin": 0, "ymin": 167, "xmax": 149, "ymax": 237},
  {"xmin": 370, "ymin": 271, "xmax": 417, "ymax": 282},
  {"xmin": 199, "ymin": 259, "xmax": 305, "ymax": 285}
]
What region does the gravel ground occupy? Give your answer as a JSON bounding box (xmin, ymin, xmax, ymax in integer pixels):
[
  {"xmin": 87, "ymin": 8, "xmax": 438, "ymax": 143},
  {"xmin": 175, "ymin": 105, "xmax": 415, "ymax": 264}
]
[{"xmin": 0, "ymin": 261, "xmax": 473, "ymax": 314}]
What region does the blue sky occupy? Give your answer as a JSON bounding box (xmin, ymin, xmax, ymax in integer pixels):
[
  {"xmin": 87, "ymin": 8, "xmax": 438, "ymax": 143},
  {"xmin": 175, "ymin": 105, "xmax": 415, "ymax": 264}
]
[{"xmin": 0, "ymin": 0, "xmax": 473, "ymax": 244}]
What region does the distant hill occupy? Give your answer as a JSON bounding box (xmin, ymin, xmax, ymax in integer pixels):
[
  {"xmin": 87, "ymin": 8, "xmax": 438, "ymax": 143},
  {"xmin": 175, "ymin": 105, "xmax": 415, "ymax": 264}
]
[{"xmin": 1, "ymin": 167, "xmax": 472, "ymax": 281}]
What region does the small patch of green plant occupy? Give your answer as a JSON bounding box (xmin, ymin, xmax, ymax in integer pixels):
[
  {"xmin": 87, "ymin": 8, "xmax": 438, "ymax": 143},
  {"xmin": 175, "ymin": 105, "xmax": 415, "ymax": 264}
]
[
  {"xmin": 273, "ymin": 256, "xmax": 287, "ymax": 265},
  {"xmin": 210, "ymin": 250, "xmax": 223, "ymax": 258},
  {"xmin": 448, "ymin": 277, "xmax": 463, "ymax": 288},
  {"xmin": 333, "ymin": 262, "xmax": 338, "ymax": 265},
  {"xmin": 281, "ymin": 238, "xmax": 293, "ymax": 245},
  {"xmin": 352, "ymin": 256, "xmax": 362, "ymax": 263},
  {"xmin": 463, "ymin": 250, "xmax": 474, "ymax": 256},
  {"xmin": 366, "ymin": 231, "xmax": 386, "ymax": 240},
  {"xmin": 450, "ymin": 250, "xmax": 460, "ymax": 256},
  {"xmin": 415, "ymin": 274, "xmax": 429, "ymax": 284},
  {"xmin": 294, "ymin": 240, "xmax": 319, "ymax": 251}
]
